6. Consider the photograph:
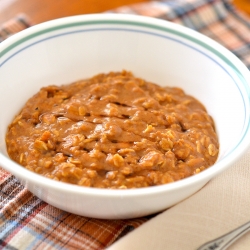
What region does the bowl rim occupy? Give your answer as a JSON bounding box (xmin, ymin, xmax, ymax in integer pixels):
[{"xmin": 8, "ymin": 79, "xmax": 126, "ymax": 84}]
[{"xmin": 1, "ymin": 13, "xmax": 250, "ymax": 197}]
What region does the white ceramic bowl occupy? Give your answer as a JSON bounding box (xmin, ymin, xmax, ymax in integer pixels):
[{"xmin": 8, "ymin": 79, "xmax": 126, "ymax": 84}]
[{"xmin": 0, "ymin": 14, "xmax": 250, "ymax": 219}]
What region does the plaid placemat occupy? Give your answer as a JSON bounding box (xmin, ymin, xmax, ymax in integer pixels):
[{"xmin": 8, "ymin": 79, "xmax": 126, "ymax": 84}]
[
  {"xmin": 0, "ymin": 167, "xmax": 149, "ymax": 250},
  {"xmin": 0, "ymin": 14, "xmax": 32, "ymax": 42},
  {"xmin": 1, "ymin": 1, "xmax": 250, "ymax": 249},
  {"xmin": 110, "ymin": 0, "xmax": 250, "ymax": 69}
]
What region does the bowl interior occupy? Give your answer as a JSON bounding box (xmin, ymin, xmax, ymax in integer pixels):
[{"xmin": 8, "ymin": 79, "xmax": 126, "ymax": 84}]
[{"xmin": 0, "ymin": 14, "xmax": 249, "ymax": 178}]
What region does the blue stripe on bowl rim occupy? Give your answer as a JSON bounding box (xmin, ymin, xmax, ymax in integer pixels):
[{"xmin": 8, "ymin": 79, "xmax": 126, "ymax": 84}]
[
  {"xmin": 0, "ymin": 18, "xmax": 250, "ymax": 156},
  {"xmin": 0, "ymin": 19, "xmax": 248, "ymax": 76}
]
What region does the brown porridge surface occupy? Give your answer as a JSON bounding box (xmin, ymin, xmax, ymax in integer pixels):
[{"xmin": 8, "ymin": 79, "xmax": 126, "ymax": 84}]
[{"xmin": 5, "ymin": 71, "xmax": 219, "ymax": 189}]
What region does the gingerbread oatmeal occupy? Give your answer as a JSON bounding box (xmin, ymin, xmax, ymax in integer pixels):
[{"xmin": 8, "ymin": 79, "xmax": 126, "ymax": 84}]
[{"xmin": 5, "ymin": 71, "xmax": 219, "ymax": 189}]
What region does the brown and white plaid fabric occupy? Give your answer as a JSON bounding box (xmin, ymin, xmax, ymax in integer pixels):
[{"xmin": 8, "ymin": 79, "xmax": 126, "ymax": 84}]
[
  {"xmin": 0, "ymin": 14, "xmax": 32, "ymax": 42},
  {"xmin": 1, "ymin": 0, "xmax": 250, "ymax": 249},
  {"xmin": 0, "ymin": 168, "xmax": 150, "ymax": 250}
]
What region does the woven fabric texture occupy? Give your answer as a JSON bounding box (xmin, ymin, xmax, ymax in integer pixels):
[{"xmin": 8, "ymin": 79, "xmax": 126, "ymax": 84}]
[{"xmin": 1, "ymin": 1, "xmax": 250, "ymax": 249}]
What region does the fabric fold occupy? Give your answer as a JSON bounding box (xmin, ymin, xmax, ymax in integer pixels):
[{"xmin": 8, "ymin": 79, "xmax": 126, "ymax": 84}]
[
  {"xmin": 108, "ymin": 149, "xmax": 250, "ymax": 250},
  {"xmin": 109, "ymin": 0, "xmax": 228, "ymax": 30}
]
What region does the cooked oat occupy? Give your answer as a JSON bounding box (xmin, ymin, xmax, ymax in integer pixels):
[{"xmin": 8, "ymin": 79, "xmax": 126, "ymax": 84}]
[{"xmin": 5, "ymin": 71, "xmax": 219, "ymax": 189}]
